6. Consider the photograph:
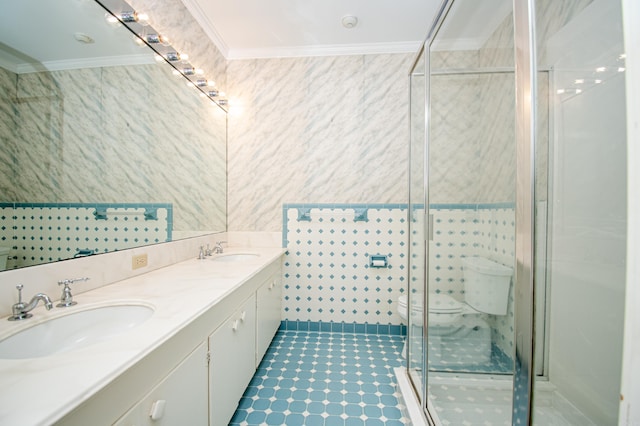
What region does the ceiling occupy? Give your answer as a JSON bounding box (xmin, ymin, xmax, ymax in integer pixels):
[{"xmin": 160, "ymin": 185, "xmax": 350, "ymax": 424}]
[
  {"xmin": 0, "ymin": 0, "xmax": 154, "ymax": 73},
  {"xmin": 180, "ymin": 0, "xmax": 513, "ymax": 60},
  {"xmin": 180, "ymin": 0, "xmax": 441, "ymax": 59}
]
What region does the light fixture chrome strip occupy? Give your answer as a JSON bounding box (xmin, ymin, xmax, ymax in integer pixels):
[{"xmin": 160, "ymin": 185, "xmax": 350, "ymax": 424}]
[
  {"xmin": 95, "ymin": 0, "xmax": 227, "ymax": 109},
  {"xmin": 513, "ymin": 0, "xmax": 537, "ymax": 424}
]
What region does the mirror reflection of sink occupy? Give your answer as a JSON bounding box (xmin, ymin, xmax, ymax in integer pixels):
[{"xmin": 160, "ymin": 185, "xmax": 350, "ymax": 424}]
[
  {"xmin": 0, "ymin": 304, "xmax": 154, "ymax": 359},
  {"xmin": 211, "ymin": 253, "xmax": 259, "ymax": 262}
]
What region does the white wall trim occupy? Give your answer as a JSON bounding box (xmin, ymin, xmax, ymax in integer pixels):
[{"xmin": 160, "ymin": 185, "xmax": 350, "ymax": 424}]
[
  {"xmin": 225, "ymin": 41, "xmax": 423, "ymax": 60},
  {"xmin": 619, "ymin": 0, "xmax": 640, "ymax": 424},
  {"xmin": 179, "ymin": 0, "xmax": 230, "ymax": 59},
  {"xmin": 4, "ymin": 54, "xmax": 156, "ymax": 74}
]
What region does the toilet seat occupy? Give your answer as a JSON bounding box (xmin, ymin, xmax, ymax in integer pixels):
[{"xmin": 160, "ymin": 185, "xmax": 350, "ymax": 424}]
[
  {"xmin": 397, "ymin": 293, "xmax": 467, "ymax": 327},
  {"xmin": 429, "ymin": 293, "xmax": 462, "ymax": 314}
]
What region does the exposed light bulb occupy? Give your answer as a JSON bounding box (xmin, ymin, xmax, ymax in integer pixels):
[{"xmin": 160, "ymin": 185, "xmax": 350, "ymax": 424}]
[{"xmin": 105, "ymin": 14, "xmax": 119, "ymax": 25}]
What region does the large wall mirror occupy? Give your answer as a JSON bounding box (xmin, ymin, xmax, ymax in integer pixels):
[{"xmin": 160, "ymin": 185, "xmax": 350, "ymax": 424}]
[{"xmin": 0, "ymin": 0, "xmax": 227, "ymax": 270}]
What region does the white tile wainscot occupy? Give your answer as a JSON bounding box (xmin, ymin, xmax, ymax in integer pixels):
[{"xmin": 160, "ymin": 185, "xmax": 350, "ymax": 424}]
[{"xmin": 0, "ymin": 247, "xmax": 284, "ymax": 426}]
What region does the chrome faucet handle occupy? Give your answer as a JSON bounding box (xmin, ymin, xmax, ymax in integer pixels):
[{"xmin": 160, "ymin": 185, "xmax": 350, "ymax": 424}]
[
  {"xmin": 16, "ymin": 284, "xmax": 24, "ymax": 301},
  {"xmin": 57, "ymin": 277, "xmax": 89, "ymax": 307},
  {"xmin": 214, "ymin": 241, "xmax": 227, "ymax": 254}
]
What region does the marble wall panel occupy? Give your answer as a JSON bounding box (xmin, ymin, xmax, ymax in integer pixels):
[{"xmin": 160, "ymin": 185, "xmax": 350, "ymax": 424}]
[{"xmin": 227, "ymin": 53, "xmax": 413, "ymax": 232}]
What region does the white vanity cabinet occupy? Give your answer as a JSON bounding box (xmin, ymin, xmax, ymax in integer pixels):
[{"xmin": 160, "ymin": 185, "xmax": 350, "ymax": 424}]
[
  {"xmin": 55, "ymin": 254, "xmax": 284, "ymax": 426},
  {"xmin": 256, "ymin": 271, "xmax": 282, "ymax": 366},
  {"xmin": 209, "ymin": 293, "xmax": 257, "ymax": 426},
  {"xmin": 114, "ymin": 342, "xmax": 208, "ymax": 426}
]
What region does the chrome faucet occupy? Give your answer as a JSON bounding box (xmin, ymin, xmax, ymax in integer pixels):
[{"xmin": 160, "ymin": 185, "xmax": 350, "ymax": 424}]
[
  {"xmin": 8, "ymin": 284, "xmax": 53, "ymax": 321},
  {"xmin": 57, "ymin": 277, "xmax": 89, "ymax": 307},
  {"xmin": 214, "ymin": 241, "xmax": 227, "ymax": 254}
]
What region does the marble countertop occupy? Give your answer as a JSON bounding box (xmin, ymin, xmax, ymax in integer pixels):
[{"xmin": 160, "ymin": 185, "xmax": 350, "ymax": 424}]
[{"xmin": 0, "ymin": 247, "xmax": 285, "ymax": 425}]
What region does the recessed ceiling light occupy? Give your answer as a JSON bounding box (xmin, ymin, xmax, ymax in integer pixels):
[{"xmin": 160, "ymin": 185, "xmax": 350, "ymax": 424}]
[{"xmin": 341, "ymin": 15, "xmax": 358, "ymax": 29}]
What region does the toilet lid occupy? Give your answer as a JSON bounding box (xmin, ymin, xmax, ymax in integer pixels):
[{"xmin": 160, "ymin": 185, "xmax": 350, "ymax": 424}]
[{"xmin": 429, "ymin": 294, "xmax": 462, "ymax": 313}]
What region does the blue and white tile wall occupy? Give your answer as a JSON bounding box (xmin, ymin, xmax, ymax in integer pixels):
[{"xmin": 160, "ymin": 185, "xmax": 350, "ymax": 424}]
[
  {"xmin": 429, "ymin": 204, "xmax": 515, "ymax": 358},
  {"xmin": 0, "ymin": 203, "xmax": 172, "ymax": 269},
  {"xmin": 282, "ymin": 204, "xmax": 408, "ymax": 328}
]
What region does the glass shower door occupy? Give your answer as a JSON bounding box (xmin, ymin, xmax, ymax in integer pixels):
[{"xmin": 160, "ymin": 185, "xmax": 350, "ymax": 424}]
[
  {"xmin": 425, "ymin": 0, "xmax": 517, "ymax": 423},
  {"xmin": 407, "ymin": 46, "xmax": 427, "ymax": 408}
]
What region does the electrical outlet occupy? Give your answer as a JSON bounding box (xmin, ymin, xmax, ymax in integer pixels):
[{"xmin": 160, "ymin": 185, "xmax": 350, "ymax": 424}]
[{"xmin": 132, "ymin": 253, "xmax": 148, "ymax": 270}]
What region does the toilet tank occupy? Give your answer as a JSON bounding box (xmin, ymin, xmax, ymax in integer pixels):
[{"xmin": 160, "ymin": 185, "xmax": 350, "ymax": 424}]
[{"xmin": 461, "ymin": 256, "xmax": 513, "ymax": 315}]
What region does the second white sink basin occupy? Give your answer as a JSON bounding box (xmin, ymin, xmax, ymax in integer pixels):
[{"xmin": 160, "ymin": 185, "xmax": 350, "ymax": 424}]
[
  {"xmin": 0, "ymin": 304, "xmax": 154, "ymax": 359},
  {"xmin": 211, "ymin": 253, "xmax": 259, "ymax": 262}
]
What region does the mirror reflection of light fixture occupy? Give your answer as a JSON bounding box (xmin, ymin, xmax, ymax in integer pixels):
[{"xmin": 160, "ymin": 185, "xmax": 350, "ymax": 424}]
[{"xmin": 196, "ymin": 79, "xmax": 215, "ymax": 87}]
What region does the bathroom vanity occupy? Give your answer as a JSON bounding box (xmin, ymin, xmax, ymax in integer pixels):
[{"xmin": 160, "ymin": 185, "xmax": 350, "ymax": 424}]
[{"xmin": 0, "ymin": 247, "xmax": 284, "ymax": 425}]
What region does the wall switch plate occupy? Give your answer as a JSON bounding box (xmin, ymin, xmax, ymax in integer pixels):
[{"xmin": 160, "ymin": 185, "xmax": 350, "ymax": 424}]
[{"xmin": 132, "ymin": 253, "xmax": 148, "ymax": 270}]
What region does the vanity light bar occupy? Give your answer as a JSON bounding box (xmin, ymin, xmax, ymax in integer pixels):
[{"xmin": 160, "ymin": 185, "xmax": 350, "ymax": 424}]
[
  {"xmin": 119, "ymin": 10, "xmax": 148, "ymax": 24},
  {"xmin": 103, "ymin": 1, "xmax": 228, "ymax": 108}
]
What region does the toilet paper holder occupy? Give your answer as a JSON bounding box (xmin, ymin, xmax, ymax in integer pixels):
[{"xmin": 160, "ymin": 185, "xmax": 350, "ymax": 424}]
[{"xmin": 369, "ymin": 254, "xmax": 388, "ymax": 268}]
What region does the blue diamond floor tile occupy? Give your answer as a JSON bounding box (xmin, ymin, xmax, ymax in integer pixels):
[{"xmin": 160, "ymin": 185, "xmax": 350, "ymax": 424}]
[{"xmin": 228, "ymin": 330, "xmax": 408, "ymax": 425}]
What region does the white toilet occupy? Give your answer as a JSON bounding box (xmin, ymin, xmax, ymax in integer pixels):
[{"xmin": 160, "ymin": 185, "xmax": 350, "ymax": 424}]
[
  {"xmin": 0, "ymin": 247, "xmax": 10, "ymax": 271},
  {"xmin": 397, "ymin": 256, "xmax": 513, "ymax": 367}
]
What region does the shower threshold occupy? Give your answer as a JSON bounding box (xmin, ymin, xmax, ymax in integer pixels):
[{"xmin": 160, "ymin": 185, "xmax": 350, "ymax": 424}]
[{"xmin": 396, "ymin": 371, "xmax": 597, "ymax": 426}]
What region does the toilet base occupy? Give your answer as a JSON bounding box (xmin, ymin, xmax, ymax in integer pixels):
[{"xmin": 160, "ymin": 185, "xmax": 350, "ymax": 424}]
[{"xmin": 400, "ymin": 318, "xmax": 492, "ymax": 367}]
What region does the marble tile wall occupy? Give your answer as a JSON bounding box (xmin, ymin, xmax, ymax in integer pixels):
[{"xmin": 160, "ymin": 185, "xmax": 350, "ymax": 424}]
[
  {"xmin": 0, "ymin": 62, "xmax": 226, "ymax": 248},
  {"xmin": 226, "ymin": 54, "xmax": 413, "ymax": 232}
]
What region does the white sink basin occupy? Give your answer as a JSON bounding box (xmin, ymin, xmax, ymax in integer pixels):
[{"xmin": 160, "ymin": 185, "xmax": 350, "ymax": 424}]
[
  {"xmin": 211, "ymin": 253, "xmax": 259, "ymax": 262},
  {"xmin": 0, "ymin": 304, "xmax": 154, "ymax": 359}
]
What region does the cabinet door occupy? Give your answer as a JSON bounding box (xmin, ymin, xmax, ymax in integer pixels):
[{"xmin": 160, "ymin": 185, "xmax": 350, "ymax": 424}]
[
  {"xmin": 114, "ymin": 342, "xmax": 208, "ymax": 426},
  {"xmin": 209, "ymin": 294, "xmax": 256, "ymax": 426},
  {"xmin": 256, "ymin": 274, "xmax": 282, "ymax": 365}
]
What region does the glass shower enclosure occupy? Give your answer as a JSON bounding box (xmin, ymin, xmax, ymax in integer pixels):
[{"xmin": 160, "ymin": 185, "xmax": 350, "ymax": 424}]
[{"xmin": 406, "ymin": 0, "xmax": 628, "ymax": 424}]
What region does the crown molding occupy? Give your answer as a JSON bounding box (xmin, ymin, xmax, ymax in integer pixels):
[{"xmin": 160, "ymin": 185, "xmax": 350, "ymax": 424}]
[
  {"xmin": 226, "ymin": 41, "xmax": 424, "ymax": 60},
  {"xmin": 179, "ymin": 0, "xmax": 229, "ymax": 59},
  {"xmin": 3, "ymin": 54, "xmax": 156, "ymax": 74}
]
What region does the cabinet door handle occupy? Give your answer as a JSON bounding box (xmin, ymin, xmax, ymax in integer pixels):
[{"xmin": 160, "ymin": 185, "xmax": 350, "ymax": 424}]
[
  {"xmin": 269, "ymin": 280, "xmax": 276, "ymax": 290},
  {"xmin": 239, "ymin": 311, "xmax": 246, "ymax": 322},
  {"xmin": 232, "ymin": 319, "xmax": 239, "ymax": 332},
  {"xmin": 149, "ymin": 399, "xmax": 166, "ymax": 420}
]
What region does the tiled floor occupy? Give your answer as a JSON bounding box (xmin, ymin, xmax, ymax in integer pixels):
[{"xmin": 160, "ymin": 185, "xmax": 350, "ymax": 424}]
[
  {"xmin": 428, "ymin": 377, "xmax": 597, "ymax": 425},
  {"xmin": 230, "ymin": 330, "xmax": 409, "ymax": 426}
]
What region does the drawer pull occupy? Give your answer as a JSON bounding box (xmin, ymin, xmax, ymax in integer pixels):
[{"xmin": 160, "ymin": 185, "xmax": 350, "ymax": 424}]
[{"xmin": 149, "ymin": 399, "xmax": 166, "ymax": 420}]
